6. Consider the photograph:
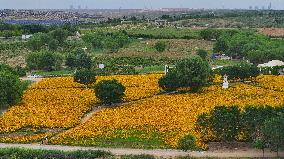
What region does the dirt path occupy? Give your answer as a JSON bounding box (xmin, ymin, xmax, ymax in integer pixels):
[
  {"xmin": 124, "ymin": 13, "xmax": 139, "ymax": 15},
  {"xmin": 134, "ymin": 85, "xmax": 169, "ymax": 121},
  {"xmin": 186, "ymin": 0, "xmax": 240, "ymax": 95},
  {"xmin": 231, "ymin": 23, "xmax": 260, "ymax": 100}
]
[{"xmin": 0, "ymin": 143, "xmax": 283, "ymax": 158}]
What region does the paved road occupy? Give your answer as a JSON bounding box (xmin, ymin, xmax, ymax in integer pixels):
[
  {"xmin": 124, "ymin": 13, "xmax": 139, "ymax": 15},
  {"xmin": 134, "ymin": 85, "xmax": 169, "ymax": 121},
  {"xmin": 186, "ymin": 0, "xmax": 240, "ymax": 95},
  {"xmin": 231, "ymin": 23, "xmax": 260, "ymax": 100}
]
[{"xmin": 0, "ymin": 143, "xmax": 283, "ymax": 158}]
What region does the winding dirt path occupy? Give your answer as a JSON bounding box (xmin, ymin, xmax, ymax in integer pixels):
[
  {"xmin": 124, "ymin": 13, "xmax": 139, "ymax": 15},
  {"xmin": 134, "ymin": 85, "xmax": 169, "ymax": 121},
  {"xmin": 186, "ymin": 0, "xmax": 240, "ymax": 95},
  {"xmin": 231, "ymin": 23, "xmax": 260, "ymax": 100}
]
[{"xmin": 0, "ymin": 143, "xmax": 283, "ymax": 158}]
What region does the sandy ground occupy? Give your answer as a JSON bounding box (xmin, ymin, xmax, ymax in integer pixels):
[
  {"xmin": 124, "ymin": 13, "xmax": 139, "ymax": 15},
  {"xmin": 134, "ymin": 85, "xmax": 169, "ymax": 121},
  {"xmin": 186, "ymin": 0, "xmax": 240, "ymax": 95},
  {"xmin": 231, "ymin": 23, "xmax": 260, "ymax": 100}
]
[{"xmin": 0, "ymin": 143, "xmax": 283, "ymax": 158}]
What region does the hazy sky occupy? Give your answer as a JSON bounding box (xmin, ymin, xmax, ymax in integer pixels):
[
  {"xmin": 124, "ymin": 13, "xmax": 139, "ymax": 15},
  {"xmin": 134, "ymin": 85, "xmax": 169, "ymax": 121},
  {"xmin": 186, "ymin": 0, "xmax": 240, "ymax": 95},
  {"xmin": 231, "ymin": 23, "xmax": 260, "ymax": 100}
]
[{"xmin": 1, "ymin": 0, "xmax": 284, "ymax": 10}]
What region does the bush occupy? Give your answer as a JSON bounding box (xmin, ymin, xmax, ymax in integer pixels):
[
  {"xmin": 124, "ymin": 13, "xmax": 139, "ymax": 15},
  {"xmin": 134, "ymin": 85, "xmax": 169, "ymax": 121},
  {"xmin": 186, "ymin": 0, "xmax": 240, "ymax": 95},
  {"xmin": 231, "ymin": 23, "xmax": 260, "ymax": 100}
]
[
  {"xmin": 74, "ymin": 69, "xmax": 96, "ymax": 85},
  {"xmin": 82, "ymin": 31, "xmax": 130, "ymax": 52},
  {"xmin": 240, "ymin": 106, "xmax": 275, "ymax": 141},
  {"xmin": 261, "ymin": 114, "xmax": 284, "ymax": 154},
  {"xmin": 159, "ymin": 56, "xmax": 211, "ymax": 92},
  {"xmin": 178, "ymin": 133, "xmax": 196, "ymax": 151},
  {"xmin": 196, "ymin": 49, "xmax": 208, "ymax": 60},
  {"xmin": 26, "ymin": 51, "xmax": 63, "ymax": 71},
  {"xmin": 158, "ymin": 71, "xmax": 179, "ymax": 91},
  {"xmin": 218, "ymin": 63, "xmax": 260, "ymax": 81},
  {"xmin": 66, "ymin": 49, "xmax": 92, "ymax": 69},
  {"xmin": 0, "ymin": 71, "xmax": 25, "ymax": 108},
  {"xmin": 121, "ymin": 154, "xmax": 156, "ymax": 159},
  {"xmin": 0, "ymin": 148, "xmax": 112, "ymax": 159},
  {"xmin": 211, "ymin": 106, "xmax": 240, "ymax": 141},
  {"xmin": 154, "ymin": 41, "xmax": 167, "ymax": 52},
  {"xmin": 94, "ymin": 80, "xmax": 125, "ymax": 105}
]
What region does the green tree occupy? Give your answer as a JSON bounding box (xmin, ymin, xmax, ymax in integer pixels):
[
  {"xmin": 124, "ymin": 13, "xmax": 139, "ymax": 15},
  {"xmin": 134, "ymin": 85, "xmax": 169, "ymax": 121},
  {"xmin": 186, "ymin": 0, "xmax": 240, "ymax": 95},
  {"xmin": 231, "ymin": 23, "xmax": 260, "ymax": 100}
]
[
  {"xmin": 49, "ymin": 28, "xmax": 68, "ymax": 45},
  {"xmin": 159, "ymin": 56, "xmax": 211, "ymax": 92},
  {"xmin": 175, "ymin": 56, "xmax": 211, "ymax": 92},
  {"xmin": 2, "ymin": 30, "xmax": 13, "ymax": 39},
  {"xmin": 0, "ymin": 71, "xmax": 25, "ymax": 108},
  {"xmin": 218, "ymin": 63, "xmax": 260, "ymax": 81},
  {"xmin": 158, "ymin": 71, "xmax": 179, "ymax": 92},
  {"xmin": 74, "ymin": 69, "xmax": 96, "ymax": 85},
  {"xmin": 262, "ymin": 114, "xmax": 284, "ymax": 156},
  {"xmin": 94, "ymin": 80, "xmax": 125, "ymax": 105},
  {"xmin": 48, "ymin": 39, "xmax": 59, "ymax": 51},
  {"xmin": 154, "ymin": 41, "xmax": 167, "ymax": 52},
  {"xmin": 26, "ymin": 51, "xmax": 63, "ymax": 71},
  {"xmin": 178, "ymin": 133, "xmax": 196, "ymax": 151},
  {"xmin": 240, "ymin": 106, "xmax": 275, "ymax": 141},
  {"xmin": 66, "ymin": 49, "xmax": 92, "ymax": 69},
  {"xmin": 197, "ymin": 49, "xmax": 208, "ymax": 60},
  {"xmin": 27, "ymin": 33, "xmax": 51, "ymax": 51},
  {"xmin": 211, "ymin": 106, "xmax": 241, "ymax": 141}
]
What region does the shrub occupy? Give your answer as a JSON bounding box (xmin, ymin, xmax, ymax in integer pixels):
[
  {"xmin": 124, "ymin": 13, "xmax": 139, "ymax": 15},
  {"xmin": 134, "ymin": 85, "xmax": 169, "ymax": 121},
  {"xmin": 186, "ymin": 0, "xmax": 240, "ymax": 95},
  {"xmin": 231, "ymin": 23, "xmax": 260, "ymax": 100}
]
[
  {"xmin": 240, "ymin": 106, "xmax": 275, "ymax": 141},
  {"xmin": 196, "ymin": 49, "xmax": 208, "ymax": 60},
  {"xmin": 159, "ymin": 56, "xmax": 211, "ymax": 92},
  {"xmin": 95, "ymin": 80, "xmax": 126, "ymax": 105},
  {"xmin": 26, "ymin": 51, "xmax": 63, "ymax": 71},
  {"xmin": 0, "ymin": 148, "xmax": 112, "ymax": 159},
  {"xmin": 66, "ymin": 49, "xmax": 92, "ymax": 69},
  {"xmin": 158, "ymin": 71, "xmax": 179, "ymax": 91},
  {"xmin": 211, "ymin": 106, "xmax": 240, "ymax": 141},
  {"xmin": 261, "ymin": 114, "xmax": 284, "ymax": 154},
  {"xmin": 74, "ymin": 69, "xmax": 96, "ymax": 85},
  {"xmin": 121, "ymin": 154, "xmax": 156, "ymax": 159},
  {"xmin": 0, "ymin": 71, "xmax": 25, "ymax": 108},
  {"xmin": 218, "ymin": 63, "xmax": 260, "ymax": 81},
  {"xmin": 178, "ymin": 133, "xmax": 196, "ymax": 151},
  {"xmin": 154, "ymin": 41, "xmax": 167, "ymax": 52}
]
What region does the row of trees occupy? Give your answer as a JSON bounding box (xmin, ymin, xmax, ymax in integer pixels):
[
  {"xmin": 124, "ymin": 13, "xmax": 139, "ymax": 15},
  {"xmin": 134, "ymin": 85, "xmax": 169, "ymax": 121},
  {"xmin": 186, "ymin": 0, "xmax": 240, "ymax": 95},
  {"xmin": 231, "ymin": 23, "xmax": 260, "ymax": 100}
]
[
  {"xmin": 216, "ymin": 63, "xmax": 260, "ymax": 81},
  {"xmin": 196, "ymin": 105, "xmax": 284, "ymax": 155},
  {"xmin": 26, "ymin": 48, "xmax": 92, "ymax": 72},
  {"xmin": 213, "ymin": 31, "xmax": 284, "ymax": 64},
  {"xmin": 82, "ymin": 31, "xmax": 130, "ymax": 53},
  {"xmin": 0, "ymin": 23, "xmax": 77, "ymax": 38},
  {"xmin": 27, "ymin": 28, "xmax": 70, "ymax": 51}
]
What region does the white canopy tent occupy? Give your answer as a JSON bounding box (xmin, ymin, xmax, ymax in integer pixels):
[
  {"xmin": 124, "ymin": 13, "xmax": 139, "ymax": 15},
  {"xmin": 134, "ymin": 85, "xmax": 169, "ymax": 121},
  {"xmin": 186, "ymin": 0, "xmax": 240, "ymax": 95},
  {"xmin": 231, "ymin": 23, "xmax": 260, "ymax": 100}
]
[{"xmin": 257, "ymin": 60, "xmax": 284, "ymax": 68}]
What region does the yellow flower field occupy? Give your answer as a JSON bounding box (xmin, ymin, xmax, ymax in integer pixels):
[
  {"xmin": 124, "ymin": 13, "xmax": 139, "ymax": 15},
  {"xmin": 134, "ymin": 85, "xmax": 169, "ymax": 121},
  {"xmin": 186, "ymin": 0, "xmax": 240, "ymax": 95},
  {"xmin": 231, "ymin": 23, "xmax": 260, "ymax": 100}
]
[
  {"xmin": 51, "ymin": 80, "xmax": 284, "ymax": 149},
  {"xmin": 256, "ymin": 75, "xmax": 284, "ymax": 91},
  {"xmin": 96, "ymin": 74, "xmax": 163, "ymax": 101},
  {"xmin": 1, "ymin": 74, "xmax": 283, "ymax": 149},
  {"xmin": 0, "ymin": 74, "xmax": 162, "ymax": 133}
]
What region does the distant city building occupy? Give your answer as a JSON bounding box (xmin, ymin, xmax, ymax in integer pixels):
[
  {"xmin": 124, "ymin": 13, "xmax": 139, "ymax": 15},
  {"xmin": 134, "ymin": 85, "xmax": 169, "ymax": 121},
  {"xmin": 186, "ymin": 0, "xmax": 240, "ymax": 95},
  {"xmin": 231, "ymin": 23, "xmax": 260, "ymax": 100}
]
[{"xmin": 268, "ymin": 2, "xmax": 272, "ymax": 10}]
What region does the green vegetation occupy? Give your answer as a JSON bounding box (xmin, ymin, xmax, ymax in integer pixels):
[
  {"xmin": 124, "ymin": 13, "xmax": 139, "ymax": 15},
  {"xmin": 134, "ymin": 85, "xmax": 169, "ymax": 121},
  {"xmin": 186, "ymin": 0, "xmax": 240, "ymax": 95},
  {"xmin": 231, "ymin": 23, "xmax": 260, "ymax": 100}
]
[
  {"xmin": 33, "ymin": 69, "xmax": 73, "ymax": 77},
  {"xmin": 214, "ymin": 31, "xmax": 284, "ymax": 64},
  {"xmin": 74, "ymin": 69, "xmax": 96, "ymax": 85},
  {"xmin": 178, "ymin": 133, "xmax": 196, "ymax": 151},
  {"xmin": 26, "ymin": 51, "xmax": 63, "ymax": 71},
  {"xmin": 66, "ymin": 49, "xmax": 92, "ymax": 69},
  {"xmin": 0, "ymin": 64, "xmax": 28, "ymax": 109},
  {"xmin": 154, "ymin": 41, "xmax": 167, "ymax": 52},
  {"xmin": 159, "ymin": 56, "xmax": 211, "ymax": 92},
  {"xmin": 196, "ymin": 105, "xmax": 284, "ymax": 153},
  {"xmin": 216, "ymin": 63, "xmax": 260, "ymax": 81},
  {"xmin": 0, "ymin": 148, "xmax": 112, "ymax": 159},
  {"xmin": 95, "ymin": 80, "xmax": 126, "ymax": 105},
  {"xmin": 82, "ymin": 31, "xmax": 130, "ymax": 53}
]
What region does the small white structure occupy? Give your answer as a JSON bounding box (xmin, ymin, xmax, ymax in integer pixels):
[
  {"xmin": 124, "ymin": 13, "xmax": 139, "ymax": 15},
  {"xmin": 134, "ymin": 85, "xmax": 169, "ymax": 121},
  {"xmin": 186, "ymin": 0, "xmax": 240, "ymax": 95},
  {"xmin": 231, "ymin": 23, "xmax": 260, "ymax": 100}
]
[
  {"xmin": 21, "ymin": 34, "xmax": 32, "ymax": 40},
  {"xmin": 257, "ymin": 60, "xmax": 284, "ymax": 68},
  {"xmin": 164, "ymin": 65, "xmax": 176, "ymax": 75},
  {"xmin": 98, "ymin": 64, "xmax": 105, "ymax": 69},
  {"xmin": 82, "ymin": 47, "xmax": 88, "ymax": 51},
  {"xmin": 222, "ymin": 74, "xmax": 229, "ymax": 89}
]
